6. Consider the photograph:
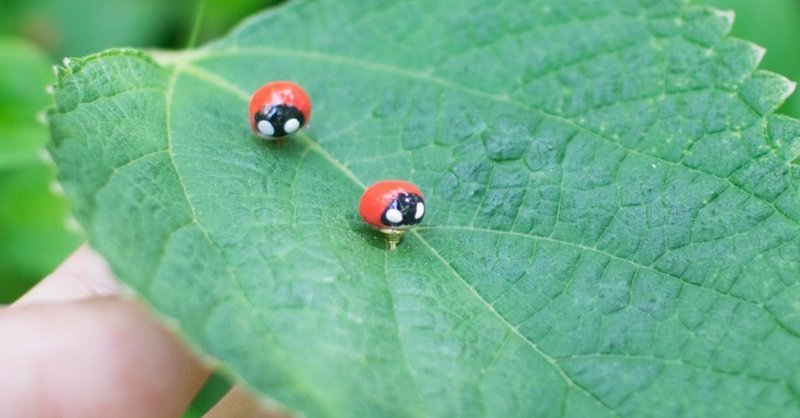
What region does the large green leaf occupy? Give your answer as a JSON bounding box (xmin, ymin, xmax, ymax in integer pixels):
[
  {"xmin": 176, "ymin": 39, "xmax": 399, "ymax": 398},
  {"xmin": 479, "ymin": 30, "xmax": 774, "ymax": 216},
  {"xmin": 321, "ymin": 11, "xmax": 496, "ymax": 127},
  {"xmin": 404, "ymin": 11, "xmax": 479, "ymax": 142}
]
[
  {"xmin": 48, "ymin": 0, "xmax": 800, "ymax": 416},
  {"xmin": 702, "ymin": 0, "xmax": 800, "ymax": 117}
]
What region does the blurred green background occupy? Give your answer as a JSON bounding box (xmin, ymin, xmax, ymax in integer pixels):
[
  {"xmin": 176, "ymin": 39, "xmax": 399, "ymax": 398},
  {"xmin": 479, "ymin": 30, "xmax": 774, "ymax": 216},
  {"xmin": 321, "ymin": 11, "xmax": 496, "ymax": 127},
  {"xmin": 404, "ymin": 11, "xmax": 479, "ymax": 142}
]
[
  {"xmin": 0, "ymin": 1, "xmax": 284, "ymax": 415},
  {"xmin": 0, "ymin": 0, "xmax": 798, "ymax": 301},
  {"xmin": 0, "ymin": 0, "xmax": 285, "ymax": 304}
]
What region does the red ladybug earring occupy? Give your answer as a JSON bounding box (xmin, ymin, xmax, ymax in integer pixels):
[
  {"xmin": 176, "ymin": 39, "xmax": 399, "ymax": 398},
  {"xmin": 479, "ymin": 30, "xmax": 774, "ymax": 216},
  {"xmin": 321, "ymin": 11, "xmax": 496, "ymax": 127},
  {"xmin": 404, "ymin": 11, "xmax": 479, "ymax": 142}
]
[
  {"xmin": 249, "ymin": 81, "xmax": 312, "ymax": 139},
  {"xmin": 359, "ymin": 180, "xmax": 425, "ymax": 250}
]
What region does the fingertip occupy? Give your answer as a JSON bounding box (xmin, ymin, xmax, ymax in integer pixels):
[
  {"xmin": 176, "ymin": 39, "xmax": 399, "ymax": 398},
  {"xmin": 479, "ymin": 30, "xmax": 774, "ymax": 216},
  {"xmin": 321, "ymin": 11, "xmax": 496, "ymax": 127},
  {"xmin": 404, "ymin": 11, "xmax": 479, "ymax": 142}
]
[
  {"xmin": 12, "ymin": 245, "xmax": 120, "ymax": 308},
  {"xmin": 0, "ymin": 298, "xmax": 209, "ymax": 417},
  {"xmin": 205, "ymin": 385, "xmax": 291, "ymax": 418}
]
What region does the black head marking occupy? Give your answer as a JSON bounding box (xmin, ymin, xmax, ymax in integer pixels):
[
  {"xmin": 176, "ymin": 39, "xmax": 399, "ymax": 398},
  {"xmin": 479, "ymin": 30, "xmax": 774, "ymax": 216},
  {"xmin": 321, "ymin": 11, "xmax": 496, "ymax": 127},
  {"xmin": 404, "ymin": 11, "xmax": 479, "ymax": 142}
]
[
  {"xmin": 254, "ymin": 104, "xmax": 306, "ymax": 137},
  {"xmin": 381, "ymin": 193, "xmax": 425, "ymax": 227}
]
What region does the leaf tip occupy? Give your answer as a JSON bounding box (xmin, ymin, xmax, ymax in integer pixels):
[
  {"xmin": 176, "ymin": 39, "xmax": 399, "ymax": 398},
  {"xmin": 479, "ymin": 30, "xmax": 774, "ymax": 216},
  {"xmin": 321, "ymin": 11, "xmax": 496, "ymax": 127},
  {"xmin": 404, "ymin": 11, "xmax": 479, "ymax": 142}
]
[
  {"xmin": 64, "ymin": 215, "xmax": 84, "ymax": 235},
  {"xmin": 53, "ymin": 56, "xmax": 77, "ymax": 80},
  {"xmin": 750, "ymin": 43, "xmax": 767, "ymax": 66},
  {"xmin": 767, "ymin": 114, "xmax": 800, "ymax": 163},
  {"xmin": 713, "ymin": 8, "xmax": 735, "ymax": 34},
  {"xmin": 48, "ymin": 179, "xmax": 65, "ymax": 196},
  {"xmin": 740, "ymin": 70, "xmax": 797, "ymax": 116},
  {"xmin": 37, "ymin": 148, "xmax": 53, "ymax": 164},
  {"xmin": 36, "ymin": 109, "xmax": 49, "ymax": 126}
]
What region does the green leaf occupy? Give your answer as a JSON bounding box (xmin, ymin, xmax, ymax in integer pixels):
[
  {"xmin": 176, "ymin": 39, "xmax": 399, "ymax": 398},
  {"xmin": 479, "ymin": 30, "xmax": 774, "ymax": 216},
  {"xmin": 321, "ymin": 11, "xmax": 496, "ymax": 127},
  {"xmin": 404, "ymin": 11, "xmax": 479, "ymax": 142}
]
[
  {"xmin": 48, "ymin": 1, "xmax": 800, "ymax": 417},
  {"xmin": 0, "ymin": 163, "xmax": 80, "ymax": 299},
  {"xmin": 701, "ymin": 0, "xmax": 800, "ymax": 118}
]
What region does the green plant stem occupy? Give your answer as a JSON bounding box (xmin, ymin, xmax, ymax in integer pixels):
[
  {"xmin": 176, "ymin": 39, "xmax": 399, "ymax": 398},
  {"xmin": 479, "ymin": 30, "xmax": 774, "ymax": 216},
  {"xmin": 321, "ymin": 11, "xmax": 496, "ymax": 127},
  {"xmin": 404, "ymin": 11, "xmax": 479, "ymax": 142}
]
[{"xmin": 186, "ymin": 0, "xmax": 207, "ymax": 49}]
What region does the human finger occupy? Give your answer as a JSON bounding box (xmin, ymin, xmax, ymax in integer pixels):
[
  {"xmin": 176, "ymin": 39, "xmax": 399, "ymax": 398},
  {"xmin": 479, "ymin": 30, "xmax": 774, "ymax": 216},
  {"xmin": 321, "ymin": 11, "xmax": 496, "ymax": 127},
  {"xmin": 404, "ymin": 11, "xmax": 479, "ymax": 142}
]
[
  {"xmin": 0, "ymin": 297, "xmax": 208, "ymax": 418},
  {"xmin": 204, "ymin": 384, "xmax": 290, "ymax": 418},
  {"xmin": 11, "ymin": 245, "xmax": 119, "ymax": 309}
]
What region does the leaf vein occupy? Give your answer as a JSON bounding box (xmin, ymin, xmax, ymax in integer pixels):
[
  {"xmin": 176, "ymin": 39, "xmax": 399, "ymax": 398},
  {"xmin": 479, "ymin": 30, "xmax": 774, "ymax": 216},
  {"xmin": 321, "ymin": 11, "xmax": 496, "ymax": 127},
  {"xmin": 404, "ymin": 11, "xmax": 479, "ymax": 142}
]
[
  {"xmin": 410, "ymin": 231, "xmax": 621, "ymax": 416},
  {"xmin": 165, "ymin": 65, "xmax": 334, "ymax": 415},
  {"xmin": 187, "ymin": 47, "xmax": 796, "ymax": 227},
  {"xmin": 554, "ymin": 353, "xmax": 785, "ymax": 385},
  {"xmin": 421, "ymin": 225, "xmax": 791, "ymax": 328}
]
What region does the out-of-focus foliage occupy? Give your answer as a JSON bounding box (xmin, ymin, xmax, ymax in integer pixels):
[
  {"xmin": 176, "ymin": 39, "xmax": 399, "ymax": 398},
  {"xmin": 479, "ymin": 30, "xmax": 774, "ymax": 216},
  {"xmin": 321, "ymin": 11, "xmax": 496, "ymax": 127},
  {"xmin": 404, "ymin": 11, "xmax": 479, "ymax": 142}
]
[
  {"xmin": 0, "ymin": 38, "xmax": 79, "ymax": 302},
  {"xmin": 182, "ymin": 371, "xmax": 232, "ymax": 418},
  {"xmin": 0, "ymin": 0, "xmax": 285, "ymax": 57},
  {"xmin": 0, "ymin": 0, "xmax": 184, "ymax": 57},
  {"xmin": 0, "ymin": 0, "xmax": 285, "ymax": 302}
]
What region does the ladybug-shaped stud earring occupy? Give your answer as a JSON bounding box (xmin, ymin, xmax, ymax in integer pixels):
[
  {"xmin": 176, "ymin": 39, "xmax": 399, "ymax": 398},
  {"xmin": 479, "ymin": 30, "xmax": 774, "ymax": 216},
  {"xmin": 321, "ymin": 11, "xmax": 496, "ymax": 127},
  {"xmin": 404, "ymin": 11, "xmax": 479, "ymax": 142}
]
[
  {"xmin": 248, "ymin": 81, "xmax": 312, "ymax": 139},
  {"xmin": 359, "ymin": 180, "xmax": 426, "ymax": 250}
]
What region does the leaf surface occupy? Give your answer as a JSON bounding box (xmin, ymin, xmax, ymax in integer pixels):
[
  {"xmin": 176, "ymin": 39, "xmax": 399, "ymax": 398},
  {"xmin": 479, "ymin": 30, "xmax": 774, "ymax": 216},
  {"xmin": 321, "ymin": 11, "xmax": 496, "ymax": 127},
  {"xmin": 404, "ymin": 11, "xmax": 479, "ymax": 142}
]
[{"xmin": 49, "ymin": 0, "xmax": 800, "ymax": 416}]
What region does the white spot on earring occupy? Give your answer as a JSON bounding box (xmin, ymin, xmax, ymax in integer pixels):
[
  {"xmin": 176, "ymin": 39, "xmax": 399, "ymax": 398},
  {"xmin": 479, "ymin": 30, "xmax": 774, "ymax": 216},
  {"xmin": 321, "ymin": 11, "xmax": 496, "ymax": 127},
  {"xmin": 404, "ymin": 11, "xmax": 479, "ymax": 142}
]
[
  {"xmin": 385, "ymin": 208, "xmax": 403, "ymax": 224},
  {"xmin": 284, "ymin": 118, "xmax": 300, "ymax": 134},
  {"xmin": 257, "ymin": 120, "xmax": 275, "ymax": 137},
  {"xmin": 415, "ymin": 202, "xmax": 425, "ymax": 219}
]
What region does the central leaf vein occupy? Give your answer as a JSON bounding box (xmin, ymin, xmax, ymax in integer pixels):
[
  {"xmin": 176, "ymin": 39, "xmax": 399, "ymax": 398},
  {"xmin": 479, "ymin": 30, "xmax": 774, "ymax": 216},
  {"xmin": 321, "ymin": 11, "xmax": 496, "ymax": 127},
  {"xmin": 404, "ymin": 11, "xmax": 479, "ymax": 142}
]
[
  {"xmin": 163, "ymin": 66, "xmax": 334, "ymax": 415},
  {"xmin": 174, "ymin": 63, "xmax": 621, "ymax": 416},
  {"xmin": 189, "ymin": 47, "xmax": 797, "ymax": 227}
]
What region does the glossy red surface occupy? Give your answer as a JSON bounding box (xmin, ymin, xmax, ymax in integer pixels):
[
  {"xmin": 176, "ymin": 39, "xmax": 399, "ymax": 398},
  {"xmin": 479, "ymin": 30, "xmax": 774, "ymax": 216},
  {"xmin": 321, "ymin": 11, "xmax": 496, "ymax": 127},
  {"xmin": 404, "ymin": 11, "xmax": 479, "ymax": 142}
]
[
  {"xmin": 359, "ymin": 180, "xmax": 423, "ymax": 229},
  {"xmin": 248, "ymin": 81, "xmax": 312, "ymax": 132}
]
